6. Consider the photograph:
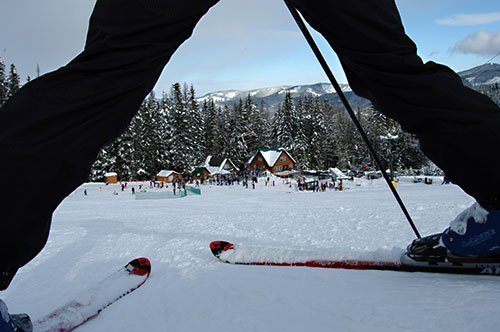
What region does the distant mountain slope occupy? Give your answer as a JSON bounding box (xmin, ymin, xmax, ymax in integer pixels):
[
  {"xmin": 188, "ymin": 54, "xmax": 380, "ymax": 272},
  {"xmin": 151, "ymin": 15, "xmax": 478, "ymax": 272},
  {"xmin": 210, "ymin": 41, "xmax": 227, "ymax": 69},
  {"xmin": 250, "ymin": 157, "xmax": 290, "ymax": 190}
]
[
  {"xmin": 197, "ymin": 82, "xmax": 370, "ymax": 112},
  {"xmin": 458, "ymin": 63, "xmax": 500, "ymax": 86},
  {"xmin": 197, "ymin": 63, "xmax": 500, "ymax": 111}
]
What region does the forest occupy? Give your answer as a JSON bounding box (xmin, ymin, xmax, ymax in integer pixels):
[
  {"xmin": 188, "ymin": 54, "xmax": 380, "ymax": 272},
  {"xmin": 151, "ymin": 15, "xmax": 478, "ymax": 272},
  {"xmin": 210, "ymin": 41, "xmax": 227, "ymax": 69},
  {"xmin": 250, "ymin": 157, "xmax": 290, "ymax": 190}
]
[{"xmin": 2, "ymin": 57, "xmax": 499, "ymax": 181}]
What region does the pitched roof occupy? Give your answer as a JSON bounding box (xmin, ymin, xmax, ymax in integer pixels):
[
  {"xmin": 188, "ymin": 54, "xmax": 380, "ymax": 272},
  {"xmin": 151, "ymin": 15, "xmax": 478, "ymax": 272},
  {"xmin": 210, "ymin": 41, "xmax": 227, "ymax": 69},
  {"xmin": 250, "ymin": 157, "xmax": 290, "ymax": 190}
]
[
  {"xmin": 203, "ymin": 156, "xmax": 239, "ymax": 174},
  {"xmin": 157, "ymin": 170, "xmax": 180, "ymax": 177},
  {"xmin": 248, "ymin": 147, "xmax": 296, "ymax": 167}
]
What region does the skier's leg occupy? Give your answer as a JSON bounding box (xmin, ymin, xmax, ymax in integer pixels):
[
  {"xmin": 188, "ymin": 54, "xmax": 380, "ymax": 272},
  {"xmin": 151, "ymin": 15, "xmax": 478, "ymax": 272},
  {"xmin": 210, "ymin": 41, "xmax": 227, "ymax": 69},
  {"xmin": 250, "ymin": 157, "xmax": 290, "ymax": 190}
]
[
  {"xmin": 290, "ymin": 0, "xmax": 500, "ymax": 210},
  {"xmin": 290, "ymin": 0, "xmax": 500, "ymax": 257},
  {"xmin": 0, "ymin": 0, "xmax": 219, "ymax": 287}
]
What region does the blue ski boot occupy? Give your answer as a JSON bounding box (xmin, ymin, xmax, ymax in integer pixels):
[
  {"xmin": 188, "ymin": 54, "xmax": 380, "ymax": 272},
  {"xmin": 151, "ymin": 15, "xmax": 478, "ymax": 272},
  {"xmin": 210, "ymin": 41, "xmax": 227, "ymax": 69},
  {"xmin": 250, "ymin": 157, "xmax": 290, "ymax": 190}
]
[
  {"xmin": 0, "ymin": 300, "xmax": 32, "ymax": 332},
  {"xmin": 407, "ymin": 202, "xmax": 500, "ymax": 261}
]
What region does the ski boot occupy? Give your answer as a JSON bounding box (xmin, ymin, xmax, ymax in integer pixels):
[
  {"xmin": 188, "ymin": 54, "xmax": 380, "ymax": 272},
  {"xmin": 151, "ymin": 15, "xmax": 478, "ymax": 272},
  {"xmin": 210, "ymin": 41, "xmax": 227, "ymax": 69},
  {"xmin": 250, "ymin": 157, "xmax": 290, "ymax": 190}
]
[
  {"xmin": 405, "ymin": 202, "xmax": 500, "ymax": 263},
  {"xmin": 0, "ymin": 299, "xmax": 32, "ymax": 332}
]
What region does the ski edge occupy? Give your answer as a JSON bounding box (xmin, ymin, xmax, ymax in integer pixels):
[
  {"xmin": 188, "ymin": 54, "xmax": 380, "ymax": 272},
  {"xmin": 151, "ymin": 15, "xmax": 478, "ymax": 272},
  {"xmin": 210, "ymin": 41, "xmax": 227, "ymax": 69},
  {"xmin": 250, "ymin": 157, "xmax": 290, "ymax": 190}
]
[{"xmin": 210, "ymin": 241, "xmax": 500, "ymax": 276}]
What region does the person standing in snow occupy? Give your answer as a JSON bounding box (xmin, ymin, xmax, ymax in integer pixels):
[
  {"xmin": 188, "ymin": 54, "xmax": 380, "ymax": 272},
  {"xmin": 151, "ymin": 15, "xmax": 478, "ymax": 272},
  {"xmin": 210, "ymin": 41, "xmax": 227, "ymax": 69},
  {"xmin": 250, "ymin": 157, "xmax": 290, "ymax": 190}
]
[{"xmin": 1, "ymin": 1, "xmax": 500, "ymax": 329}]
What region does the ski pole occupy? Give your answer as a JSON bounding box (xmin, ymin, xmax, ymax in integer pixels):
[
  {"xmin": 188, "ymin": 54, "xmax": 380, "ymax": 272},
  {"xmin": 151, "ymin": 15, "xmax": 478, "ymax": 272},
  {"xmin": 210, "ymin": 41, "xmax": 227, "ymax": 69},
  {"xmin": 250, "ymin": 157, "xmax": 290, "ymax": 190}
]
[{"xmin": 283, "ymin": 0, "xmax": 421, "ymax": 239}]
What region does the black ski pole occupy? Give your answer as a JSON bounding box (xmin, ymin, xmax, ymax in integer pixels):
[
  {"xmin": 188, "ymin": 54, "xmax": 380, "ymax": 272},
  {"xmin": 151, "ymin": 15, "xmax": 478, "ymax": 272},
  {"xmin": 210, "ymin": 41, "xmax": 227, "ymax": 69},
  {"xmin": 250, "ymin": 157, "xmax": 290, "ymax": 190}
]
[{"xmin": 284, "ymin": 0, "xmax": 421, "ymax": 239}]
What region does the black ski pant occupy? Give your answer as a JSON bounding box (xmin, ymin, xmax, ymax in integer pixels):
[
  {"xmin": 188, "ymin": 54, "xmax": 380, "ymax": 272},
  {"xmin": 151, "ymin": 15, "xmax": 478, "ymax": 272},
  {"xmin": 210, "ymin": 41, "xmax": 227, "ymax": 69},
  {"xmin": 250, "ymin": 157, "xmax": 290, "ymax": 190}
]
[{"xmin": 1, "ymin": 0, "xmax": 500, "ymax": 282}]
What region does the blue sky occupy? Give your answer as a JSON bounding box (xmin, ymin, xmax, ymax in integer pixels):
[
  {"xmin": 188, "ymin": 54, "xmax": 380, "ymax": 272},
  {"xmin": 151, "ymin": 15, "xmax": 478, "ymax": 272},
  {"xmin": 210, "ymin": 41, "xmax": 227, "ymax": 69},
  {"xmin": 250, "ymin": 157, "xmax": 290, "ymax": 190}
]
[{"xmin": 1, "ymin": 0, "xmax": 499, "ymax": 96}]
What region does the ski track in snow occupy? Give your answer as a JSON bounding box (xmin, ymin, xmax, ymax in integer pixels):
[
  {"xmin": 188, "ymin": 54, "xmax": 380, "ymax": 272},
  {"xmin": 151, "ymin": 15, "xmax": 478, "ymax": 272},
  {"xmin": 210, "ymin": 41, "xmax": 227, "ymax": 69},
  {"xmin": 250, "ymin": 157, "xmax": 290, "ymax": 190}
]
[{"xmin": 2, "ymin": 177, "xmax": 500, "ymax": 332}]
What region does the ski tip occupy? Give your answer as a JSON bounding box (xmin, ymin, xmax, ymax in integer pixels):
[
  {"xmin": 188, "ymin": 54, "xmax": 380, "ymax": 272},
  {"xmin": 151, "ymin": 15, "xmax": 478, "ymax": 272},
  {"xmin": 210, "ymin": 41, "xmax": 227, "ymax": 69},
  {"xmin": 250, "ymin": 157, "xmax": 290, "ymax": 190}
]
[
  {"xmin": 210, "ymin": 241, "xmax": 234, "ymax": 258},
  {"xmin": 126, "ymin": 257, "xmax": 151, "ymax": 276}
]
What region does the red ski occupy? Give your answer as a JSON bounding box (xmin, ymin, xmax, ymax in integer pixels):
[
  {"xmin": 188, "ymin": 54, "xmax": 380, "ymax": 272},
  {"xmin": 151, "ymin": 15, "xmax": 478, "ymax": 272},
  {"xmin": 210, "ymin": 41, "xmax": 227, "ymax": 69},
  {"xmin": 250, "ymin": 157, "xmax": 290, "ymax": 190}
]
[
  {"xmin": 210, "ymin": 241, "xmax": 500, "ymax": 275},
  {"xmin": 33, "ymin": 257, "xmax": 151, "ymax": 332}
]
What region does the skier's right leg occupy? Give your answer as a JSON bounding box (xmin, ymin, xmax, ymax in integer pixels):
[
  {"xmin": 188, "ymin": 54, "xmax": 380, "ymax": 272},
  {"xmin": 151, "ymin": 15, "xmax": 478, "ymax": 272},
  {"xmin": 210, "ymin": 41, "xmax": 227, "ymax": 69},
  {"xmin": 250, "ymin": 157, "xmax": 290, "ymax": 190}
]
[
  {"xmin": 290, "ymin": 0, "xmax": 500, "ymax": 258},
  {"xmin": 0, "ymin": 0, "xmax": 219, "ymax": 289}
]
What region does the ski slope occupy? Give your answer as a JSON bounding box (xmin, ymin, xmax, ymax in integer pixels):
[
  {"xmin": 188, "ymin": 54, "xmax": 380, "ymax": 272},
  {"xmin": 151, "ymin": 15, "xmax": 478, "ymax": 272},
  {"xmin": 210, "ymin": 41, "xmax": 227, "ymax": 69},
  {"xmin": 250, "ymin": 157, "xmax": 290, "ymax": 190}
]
[{"xmin": 2, "ymin": 177, "xmax": 500, "ymax": 331}]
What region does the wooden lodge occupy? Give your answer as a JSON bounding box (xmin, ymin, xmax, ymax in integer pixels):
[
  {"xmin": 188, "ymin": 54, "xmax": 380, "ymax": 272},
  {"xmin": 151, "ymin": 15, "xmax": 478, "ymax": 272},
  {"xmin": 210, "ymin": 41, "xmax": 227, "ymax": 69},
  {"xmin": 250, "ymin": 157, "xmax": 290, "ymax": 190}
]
[{"xmin": 247, "ymin": 148, "xmax": 296, "ymax": 177}]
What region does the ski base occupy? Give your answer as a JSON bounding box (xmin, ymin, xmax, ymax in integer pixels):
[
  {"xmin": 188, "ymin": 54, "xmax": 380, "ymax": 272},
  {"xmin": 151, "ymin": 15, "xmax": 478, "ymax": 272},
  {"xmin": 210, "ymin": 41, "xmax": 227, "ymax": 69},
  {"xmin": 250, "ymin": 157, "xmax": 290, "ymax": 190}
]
[
  {"xmin": 33, "ymin": 257, "xmax": 151, "ymax": 332},
  {"xmin": 210, "ymin": 241, "xmax": 500, "ymax": 276}
]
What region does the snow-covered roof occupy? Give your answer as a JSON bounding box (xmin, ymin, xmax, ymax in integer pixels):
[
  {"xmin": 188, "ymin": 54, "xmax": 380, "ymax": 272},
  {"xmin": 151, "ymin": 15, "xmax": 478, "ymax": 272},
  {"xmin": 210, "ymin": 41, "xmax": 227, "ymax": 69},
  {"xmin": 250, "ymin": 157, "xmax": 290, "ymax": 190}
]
[
  {"xmin": 104, "ymin": 172, "xmax": 117, "ymax": 177},
  {"xmin": 248, "ymin": 148, "xmax": 296, "ymax": 167},
  {"xmin": 260, "ymin": 150, "xmax": 282, "ymax": 167},
  {"xmin": 157, "ymin": 170, "xmax": 179, "ymax": 177},
  {"xmin": 204, "ymin": 156, "xmax": 239, "ymax": 174}
]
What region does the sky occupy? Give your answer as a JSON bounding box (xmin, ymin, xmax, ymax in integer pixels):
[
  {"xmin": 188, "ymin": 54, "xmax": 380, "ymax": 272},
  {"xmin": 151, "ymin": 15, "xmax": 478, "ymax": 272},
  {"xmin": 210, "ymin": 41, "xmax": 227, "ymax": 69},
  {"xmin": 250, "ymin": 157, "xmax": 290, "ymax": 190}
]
[{"xmin": 1, "ymin": 0, "xmax": 500, "ymax": 96}]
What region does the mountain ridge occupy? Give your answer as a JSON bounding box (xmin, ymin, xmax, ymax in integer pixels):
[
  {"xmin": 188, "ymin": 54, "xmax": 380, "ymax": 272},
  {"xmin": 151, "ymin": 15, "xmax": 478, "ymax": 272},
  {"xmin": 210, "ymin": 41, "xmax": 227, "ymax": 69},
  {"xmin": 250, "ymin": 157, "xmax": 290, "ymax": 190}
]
[{"xmin": 196, "ymin": 63, "xmax": 500, "ymax": 111}]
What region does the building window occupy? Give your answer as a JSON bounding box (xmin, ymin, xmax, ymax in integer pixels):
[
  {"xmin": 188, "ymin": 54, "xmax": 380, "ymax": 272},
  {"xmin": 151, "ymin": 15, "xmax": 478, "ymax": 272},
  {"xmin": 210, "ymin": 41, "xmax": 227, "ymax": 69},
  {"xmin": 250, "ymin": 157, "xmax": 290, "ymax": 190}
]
[
  {"xmin": 280, "ymin": 155, "xmax": 286, "ymax": 162},
  {"xmin": 283, "ymin": 165, "xmax": 289, "ymax": 170},
  {"xmin": 275, "ymin": 165, "xmax": 282, "ymax": 172},
  {"xmin": 258, "ymin": 156, "xmax": 263, "ymax": 161}
]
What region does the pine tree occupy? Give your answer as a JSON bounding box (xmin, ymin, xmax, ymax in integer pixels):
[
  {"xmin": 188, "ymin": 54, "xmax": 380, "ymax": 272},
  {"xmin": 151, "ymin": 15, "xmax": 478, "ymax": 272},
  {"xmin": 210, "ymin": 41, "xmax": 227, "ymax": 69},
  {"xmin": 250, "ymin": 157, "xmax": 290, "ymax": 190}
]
[
  {"xmin": 204, "ymin": 99, "xmax": 221, "ymax": 156},
  {"xmin": 320, "ymin": 99, "xmax": 339, "ymax": 168},
  {"xmin": 165, "ymin": 83, "xmax": 195, "ymax": 172},
  {"xmin": 137, "ymin": 92, "xmax": 168, "ymax": 177},
  {"xmin": 218, "ymin": 105, "xmax": 232, "ymax": 156},
  {"xmin": 308, "ymin": 97, "xmax": 324, "ymax": 169},
  {"xmin": 291, "ymin": 97, "xmax": 309, "ymax": 169},
  {"xmin": 7, "ymin": 64, "xmax": 20, "ymax": 99},
  {"xmin": 0, "ymin": 58, "xmax": 7, "ymax": 107},
  {"xmin": 227, "ymin": 99, "xmax": 248, "ymax": 167},
  {"xmin": 243, "ymin": 94, "xmax": 259, "ymax": 157},
  {"xmin": 332, "ymin": 109, "xmax": 358, "ymax": 169},
  {"xmin": 188, "ymin": 84, "xmax": 205, "ymax": 165},
  {"xmin": 272, "ymin": 92, "xmax": 294, "ymax": 151},
  {"xmin": 252, "ymin": 100, "xmax": 272, "ymax": 151}
]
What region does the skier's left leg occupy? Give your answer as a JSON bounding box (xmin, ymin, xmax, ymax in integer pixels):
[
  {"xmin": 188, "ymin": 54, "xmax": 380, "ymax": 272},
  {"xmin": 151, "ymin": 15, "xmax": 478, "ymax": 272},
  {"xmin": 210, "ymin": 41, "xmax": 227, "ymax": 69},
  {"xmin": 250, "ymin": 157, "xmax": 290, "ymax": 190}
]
[{"xmin": 0, "ymin": 0, "xmax": 219, "ymax": 289}]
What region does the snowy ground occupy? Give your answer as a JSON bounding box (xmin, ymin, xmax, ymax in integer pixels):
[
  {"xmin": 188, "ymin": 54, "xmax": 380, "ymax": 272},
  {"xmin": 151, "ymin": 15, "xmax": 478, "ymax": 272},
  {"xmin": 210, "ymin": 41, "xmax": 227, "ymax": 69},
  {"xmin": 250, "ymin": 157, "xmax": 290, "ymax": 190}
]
[{"xmin": 2, "ymin": 177, "xmax": 500, "ymax": 331}]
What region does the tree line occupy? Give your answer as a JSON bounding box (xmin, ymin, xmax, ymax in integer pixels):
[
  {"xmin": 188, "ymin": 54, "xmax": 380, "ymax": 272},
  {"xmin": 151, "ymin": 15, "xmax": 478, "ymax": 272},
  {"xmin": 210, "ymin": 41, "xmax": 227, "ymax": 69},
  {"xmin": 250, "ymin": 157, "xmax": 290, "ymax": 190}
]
[
  {"xmin": 89, "ymin": 83, "xmax": 431, "ymax": 181},
  {"xmin": 3, "ymin": 56, "xmax": 500, "ymax": 182}
]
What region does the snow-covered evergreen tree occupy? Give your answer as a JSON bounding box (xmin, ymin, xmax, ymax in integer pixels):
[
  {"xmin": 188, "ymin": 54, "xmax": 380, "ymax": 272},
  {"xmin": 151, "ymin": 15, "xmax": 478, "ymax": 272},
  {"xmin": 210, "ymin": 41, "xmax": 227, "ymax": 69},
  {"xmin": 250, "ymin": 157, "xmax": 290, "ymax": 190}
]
[
  {"xmin": 251, "ymin": 100, "xmax": 272, "ymax": 152},
  {"xmin": 272, "ymin": 92, "xmax": 294, "ymax": 151},
  {"xmin": 217, "ymin": 105, "xmax": 232, "ymax": 157},
  {"xmin": 188, "ymin": 84, "xmax": 205, "ymax": 166},
  {"xmin": 291, "ymin": 97, "xmax": 309, "ymax": 169},
  {"xmin": 7, "ymin": 64, "xmax": 20, "ymax": 99},
  {"xmin": 320, "ymin": 99, "xmax": 339, "ymax": 168},
  {"xmin": 0, "ymin": 58, "xmax": 7, "ymax": 107},
  {"xmin": 243, "ymin": 94, "xmax": 259, "ymax": 157},
  {"xmin": 226, "ymin": 99, "xmax": 248, "ymax": 167},
  {"xmin": 307, "ymin": 96, "xmax": 324, "ymax": 169},
  {"xmin": 165, "ymin": 83, "xmax": 196, "ymax": 172},
  {"xmin": 204, "ymin": 99, "xmax": 222, "ymax": 156},
  {"xmin": 139, "ymin": 92, "xmax": 169, "ymax": 176}
]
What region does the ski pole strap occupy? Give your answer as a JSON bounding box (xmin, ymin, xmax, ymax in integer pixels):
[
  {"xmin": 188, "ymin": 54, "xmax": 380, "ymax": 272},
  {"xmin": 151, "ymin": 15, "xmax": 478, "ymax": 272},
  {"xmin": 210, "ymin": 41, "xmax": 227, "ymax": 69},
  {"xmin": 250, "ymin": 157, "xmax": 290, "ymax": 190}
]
[{"xmin": 283, "ymin": 0, "xmax": 421, "ymax": 238}]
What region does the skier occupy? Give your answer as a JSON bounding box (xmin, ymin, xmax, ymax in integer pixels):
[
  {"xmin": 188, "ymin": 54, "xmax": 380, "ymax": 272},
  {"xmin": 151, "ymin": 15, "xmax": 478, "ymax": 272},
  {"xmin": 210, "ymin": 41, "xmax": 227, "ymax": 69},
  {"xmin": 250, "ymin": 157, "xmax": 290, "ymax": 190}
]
[{"xmin": 1, "ymin": 0, "xmax": 500, "ymax": 329}]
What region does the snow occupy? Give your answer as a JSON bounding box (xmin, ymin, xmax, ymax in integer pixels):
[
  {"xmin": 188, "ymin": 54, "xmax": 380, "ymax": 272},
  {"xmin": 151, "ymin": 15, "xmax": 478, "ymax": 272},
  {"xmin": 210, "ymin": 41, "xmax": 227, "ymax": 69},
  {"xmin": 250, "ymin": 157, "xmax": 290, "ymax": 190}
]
[
  {"xmin": 156, "ymin": 170, "xmax": 178, "ymax": 177},
  {"xmin": 3, "ymin": 178, "xmax": 500, "ymax": 331},
  {"xmin": 449, "ymin": 202, "xmax": 490, "ymax": 235},
  {"xmin": 485, "ymin": 76, "xmax": 500, "ymax": 85},
  {"xmin": 259, "ymin": 150, "xmax": 282, "ymax": 167}
]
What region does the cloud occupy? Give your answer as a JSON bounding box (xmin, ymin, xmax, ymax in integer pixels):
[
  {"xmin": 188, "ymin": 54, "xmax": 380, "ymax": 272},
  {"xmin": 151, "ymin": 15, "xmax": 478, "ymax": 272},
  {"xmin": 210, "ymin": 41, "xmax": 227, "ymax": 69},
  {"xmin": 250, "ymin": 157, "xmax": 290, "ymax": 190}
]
[
  {"xmin": 436, "ymin": 12, "xmax": 500, "ymax": 26},
  {"xmin": 428, "ymin": 51, "xmax": 439, "ymax": 58},
  {"xmin": 452, "ymin": 31, "xmax": 500, "ymax": 56}
]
